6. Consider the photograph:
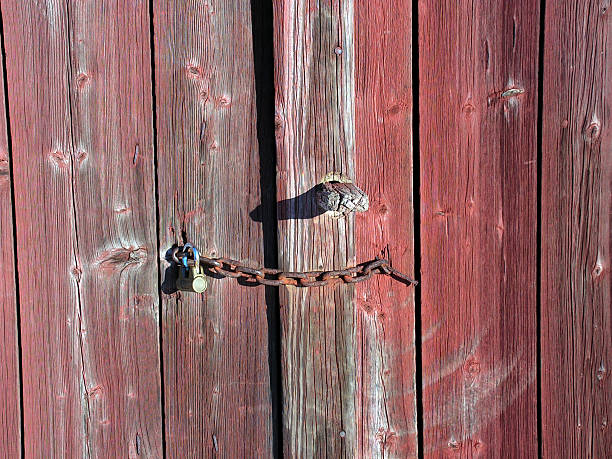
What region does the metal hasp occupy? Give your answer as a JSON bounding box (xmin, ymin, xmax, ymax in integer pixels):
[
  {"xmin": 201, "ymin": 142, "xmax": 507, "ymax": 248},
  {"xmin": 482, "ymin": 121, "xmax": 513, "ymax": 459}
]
[
  {"xmin": 315, "ymin": 180, "xmax": 369, "ymax": 215},
  {"xmin": 176, "ymin": 244, "xmax": 208, "ymax": 293}
]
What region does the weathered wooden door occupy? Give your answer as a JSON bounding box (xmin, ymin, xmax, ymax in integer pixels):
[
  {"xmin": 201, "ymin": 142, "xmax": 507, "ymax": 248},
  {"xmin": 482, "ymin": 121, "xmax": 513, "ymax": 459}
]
[{"xmin": 0, "ymin": 1, "xmax": 610, "ymax": 458}]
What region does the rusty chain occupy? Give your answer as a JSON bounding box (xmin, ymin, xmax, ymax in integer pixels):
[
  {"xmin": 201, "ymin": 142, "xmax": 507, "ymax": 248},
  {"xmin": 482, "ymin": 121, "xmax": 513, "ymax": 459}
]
[{"xmin": 172, "ymin": 246, "xmax": 418, "ymax": 288}]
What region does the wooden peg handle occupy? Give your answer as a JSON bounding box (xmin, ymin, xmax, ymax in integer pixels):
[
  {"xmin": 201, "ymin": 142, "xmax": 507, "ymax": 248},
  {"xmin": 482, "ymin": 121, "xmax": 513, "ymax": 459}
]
[{"xmin": 315, "ymin": 181, "xmax": 369, "ymax": 215}]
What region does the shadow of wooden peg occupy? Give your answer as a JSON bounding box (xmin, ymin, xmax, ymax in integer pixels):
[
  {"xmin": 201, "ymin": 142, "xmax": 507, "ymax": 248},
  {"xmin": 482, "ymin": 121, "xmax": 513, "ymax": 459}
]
[{"xmin": 315, "ymin": 180, "xmax": 369, "ymax": 217}]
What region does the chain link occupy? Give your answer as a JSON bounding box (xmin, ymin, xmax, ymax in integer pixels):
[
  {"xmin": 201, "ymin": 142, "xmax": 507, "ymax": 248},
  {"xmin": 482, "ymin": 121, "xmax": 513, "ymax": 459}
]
[{"xmin": 172, "ymin": 246, "xmax": 418, "ymax": 287}]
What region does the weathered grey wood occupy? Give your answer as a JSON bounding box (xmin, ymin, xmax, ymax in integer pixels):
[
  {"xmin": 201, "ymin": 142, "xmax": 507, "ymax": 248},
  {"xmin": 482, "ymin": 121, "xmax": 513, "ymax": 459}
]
[{"xmin": 274, "ymin": 0, "xmax": 357, "ymax": 456}]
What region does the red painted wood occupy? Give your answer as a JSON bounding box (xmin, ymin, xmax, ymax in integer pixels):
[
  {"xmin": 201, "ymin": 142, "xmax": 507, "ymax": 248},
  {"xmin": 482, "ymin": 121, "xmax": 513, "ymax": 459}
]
[
  {"xmin": 273, "ymin": 0, "xmax": 357, "ymax": 456},
  {"xmin": 153, "ymin": 1, "xmax": 273, "ymax": 456},
  {"xmin": 418, "ymin": 1, "xmax": 539, "ymax": 455},
  {"xmin": 274, "ymin": 2, "xmax": 418, "ymax": 455},
  {"xmin": 0, "ymin": 30, "xmax": 21, "ymax": 459},
  {"xmin": 2, "ymin": 1, "xmax": 163, "ymax": 456},
  {"xmin": 541, "ymin": 2, "xmax": 612, "ymax": 457},
  {"xmin": 355, "ymin": 0, "xmax": 418, "ymax": 457}
]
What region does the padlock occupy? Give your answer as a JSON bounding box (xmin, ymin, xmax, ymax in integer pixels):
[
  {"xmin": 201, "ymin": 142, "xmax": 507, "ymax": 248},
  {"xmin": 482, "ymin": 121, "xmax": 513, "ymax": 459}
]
[
  {"xmin": 176, "ymin": 244, "xmax": 208, "ymax": 293},
  {"xmin": 177, "ymin": 265, "xmax": 208, "ymax": 293}
]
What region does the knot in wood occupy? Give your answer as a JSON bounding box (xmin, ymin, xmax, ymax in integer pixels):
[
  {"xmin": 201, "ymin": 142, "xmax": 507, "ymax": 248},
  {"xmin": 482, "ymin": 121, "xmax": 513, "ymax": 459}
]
[{"xmin": 315, "ymin": 181, "xmax": 369, "ymax": 215}]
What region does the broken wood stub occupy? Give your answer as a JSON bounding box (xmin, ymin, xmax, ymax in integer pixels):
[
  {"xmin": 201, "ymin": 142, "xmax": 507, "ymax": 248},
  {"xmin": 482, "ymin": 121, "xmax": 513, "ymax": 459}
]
[{"xmin": 315, "ymin": 181, "xmax": 369, "ymax": 215}]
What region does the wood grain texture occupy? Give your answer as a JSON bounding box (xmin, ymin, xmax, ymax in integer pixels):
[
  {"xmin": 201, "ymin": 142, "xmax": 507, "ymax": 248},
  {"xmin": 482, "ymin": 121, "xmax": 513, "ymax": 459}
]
[
  {"xmin": 274, "ymin": 0, "xmax": 356, "ymax": 456},
  {"xmin": 153, "ymin": 1, "xmax": 273, "ymax": 456},
  {"xmin": 315, "ymin": 181, "xmax": 369, "ymax": 215},
  {"xmin": 418, "ymin": 1, "xmax": 539, "ymax": 455},
  {"xmin": 2, "ymin": 1, "xmax": 163, "ymax": 456},
  {"xmin": 541, "ymin": 2, "xmax": 612, "ymax": 457},
  {"xmin": 0, "ymin": 28, "xmax": 21, "ymax": 459},
  {"xmin": 354, "ymin": 0, "xmax": 418, "ymax": 457}
]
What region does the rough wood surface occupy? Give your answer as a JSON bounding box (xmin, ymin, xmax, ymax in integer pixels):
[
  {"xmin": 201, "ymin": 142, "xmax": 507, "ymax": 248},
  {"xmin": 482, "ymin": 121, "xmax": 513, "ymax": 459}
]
[
  {"xmin": 315, "ymin": 181, "xmax": 369, "ymax": 215},
  {"xmin": 0, "ymin": 29, "xmax": 21, "ymax": 459},
  {"xmin": 541, "ymin": 2, "xmax": 612, "ymax": 457},
  {"xmin": 2, "ymin": 1, "xmax": 163, "ymax": 456},
  {"xmin": 2, "ymin": 2, "xmax": 611, "ymax": 456},
  {"xmin": 418, "ymin": 1, "xmax": 539, "ymax": 455},
  {"xmin": 354, "ymin": 0, "xmax": 418, "ymax": 456},
  {"xmin": 153, "ymin": 1, "xmax": 273, "ymax": 456},
  {"xmin": 274, "ymin": 0, "xmax": 356, "ymax": 456}
]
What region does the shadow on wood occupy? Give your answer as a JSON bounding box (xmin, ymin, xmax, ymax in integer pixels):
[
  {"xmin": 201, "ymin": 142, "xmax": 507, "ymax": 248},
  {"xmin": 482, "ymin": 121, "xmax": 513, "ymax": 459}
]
[
  {"xmin": 249, "ymin": 185, "xmax": 325, "ymax": 221},
  {"xmin": 161, "ymin": 246, "xmax": 180, "ymax": 294}
]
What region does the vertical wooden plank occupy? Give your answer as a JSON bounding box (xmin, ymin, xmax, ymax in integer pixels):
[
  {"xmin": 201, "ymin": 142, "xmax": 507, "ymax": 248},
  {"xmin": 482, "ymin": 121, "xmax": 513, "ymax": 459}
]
[
  {"xmin": 153, "ymin": 1, "xmax": 273, "ymax": 456},
  {"xmin": 354, "ymin": 1, "xmax": 418, "ymax": 458},
  {"xmin": 0, "ymin": 28, "xmax": 21, "ymax": 459},
  {"xmin": 274, "ymin": 0, "xmax": 356, "ymax": 456},
  {"xmin": 2, "ymin": 1, "xmax": 163, "ymax": 456},
  {"xmin": 418, "ymin": 1, "xmax": 539, "ymax": 455},
  {"xmin": 541, "ymin": 2, "xmax": 612, "ymax": 457}
]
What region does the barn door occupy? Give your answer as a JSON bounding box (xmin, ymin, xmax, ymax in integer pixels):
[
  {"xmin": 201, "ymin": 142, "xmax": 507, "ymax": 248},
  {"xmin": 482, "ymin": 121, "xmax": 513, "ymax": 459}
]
[{"xmin": 2, "ymin": 1, "xmax": 610, "ymax": 458}]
